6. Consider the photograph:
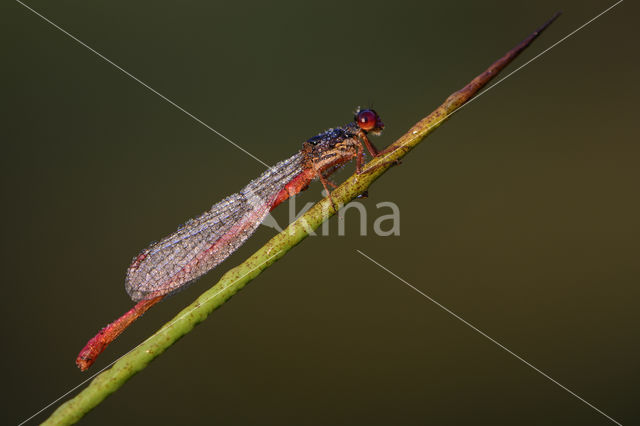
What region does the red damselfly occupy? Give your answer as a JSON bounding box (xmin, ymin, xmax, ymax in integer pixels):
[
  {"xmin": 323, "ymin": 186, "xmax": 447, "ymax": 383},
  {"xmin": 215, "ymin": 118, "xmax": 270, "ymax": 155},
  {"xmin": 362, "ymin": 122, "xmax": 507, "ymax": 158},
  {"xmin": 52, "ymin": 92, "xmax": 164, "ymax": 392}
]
[{"xmin": 76, "ymin": 108, "xmax": 384, "ymax": 370}]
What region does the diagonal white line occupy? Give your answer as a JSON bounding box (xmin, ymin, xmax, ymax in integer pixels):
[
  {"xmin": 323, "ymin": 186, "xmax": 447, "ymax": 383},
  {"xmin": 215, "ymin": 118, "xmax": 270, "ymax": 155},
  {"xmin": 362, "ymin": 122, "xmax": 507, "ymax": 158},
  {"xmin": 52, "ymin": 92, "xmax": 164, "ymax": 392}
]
[
  {"xmin": 15, "ymin": 0, "xmax": 270, "ymax": 168},
  {"xmin": 356, "ymin": 250, "xmax": 623, "ymax": 426},
  {"xmin": 14, "ymin": 0, "xmax": 626, "ymax": 424},
  {"xmin": 18, "ymin": 250, "xmax": 283, "ymax": 425},
  {"xmin": 451, "ymin": 0, "xmax": 624, "ymax": 117},
  {"xmin": 17, "ymin": 360, "xmax": 115, "ymax": 426}
]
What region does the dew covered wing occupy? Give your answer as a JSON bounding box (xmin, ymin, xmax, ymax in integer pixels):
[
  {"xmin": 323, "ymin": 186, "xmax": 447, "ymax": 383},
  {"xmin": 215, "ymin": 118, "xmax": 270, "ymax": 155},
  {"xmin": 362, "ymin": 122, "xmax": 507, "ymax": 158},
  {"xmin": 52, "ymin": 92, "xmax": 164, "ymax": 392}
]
[{"xmin": 125, "ymin": 153, "xmax": 304, "ymax": 301}]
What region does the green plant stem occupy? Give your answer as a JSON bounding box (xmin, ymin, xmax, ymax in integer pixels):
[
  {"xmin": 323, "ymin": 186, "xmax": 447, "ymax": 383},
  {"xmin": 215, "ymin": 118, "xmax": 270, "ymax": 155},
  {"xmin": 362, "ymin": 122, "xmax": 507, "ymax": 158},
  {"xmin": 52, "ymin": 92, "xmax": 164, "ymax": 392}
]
[{"xmin": 42, "ymin": 12, "xmax": 559, "ymax": 425}]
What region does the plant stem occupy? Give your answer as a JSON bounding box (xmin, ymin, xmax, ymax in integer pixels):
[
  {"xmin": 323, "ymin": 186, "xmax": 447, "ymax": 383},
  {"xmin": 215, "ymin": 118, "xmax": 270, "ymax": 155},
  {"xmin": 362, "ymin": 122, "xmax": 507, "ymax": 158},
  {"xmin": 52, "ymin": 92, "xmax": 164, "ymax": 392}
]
[{"xmin": 42, "ymin": 12, "xmax": 560, "ymax": 425}]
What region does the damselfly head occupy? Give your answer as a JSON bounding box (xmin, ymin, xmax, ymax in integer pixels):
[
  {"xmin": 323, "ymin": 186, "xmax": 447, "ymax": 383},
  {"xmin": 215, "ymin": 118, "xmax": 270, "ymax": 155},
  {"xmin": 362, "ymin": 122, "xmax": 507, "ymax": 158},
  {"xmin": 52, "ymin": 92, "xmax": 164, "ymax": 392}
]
[{"xmin": 355, "ymin": 108, "xmax": 384, "ymax": 135}]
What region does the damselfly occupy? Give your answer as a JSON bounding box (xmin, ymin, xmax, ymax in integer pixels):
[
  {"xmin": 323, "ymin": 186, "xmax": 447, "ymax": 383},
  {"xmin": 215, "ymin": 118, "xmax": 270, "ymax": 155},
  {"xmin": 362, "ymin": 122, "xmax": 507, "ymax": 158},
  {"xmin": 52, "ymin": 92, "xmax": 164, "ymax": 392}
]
[{"xmin": 76, "ymin": 108, "xmax": 384, "ymax": 370}]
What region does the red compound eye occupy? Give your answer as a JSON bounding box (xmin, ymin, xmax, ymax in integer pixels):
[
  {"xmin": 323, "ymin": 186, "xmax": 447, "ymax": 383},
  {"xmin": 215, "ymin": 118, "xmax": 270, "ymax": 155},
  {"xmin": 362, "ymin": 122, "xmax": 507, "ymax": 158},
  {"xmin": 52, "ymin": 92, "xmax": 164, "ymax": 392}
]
[{"xmin": 356, "ymin": 109, "xmax": 379, "ymax": 131}]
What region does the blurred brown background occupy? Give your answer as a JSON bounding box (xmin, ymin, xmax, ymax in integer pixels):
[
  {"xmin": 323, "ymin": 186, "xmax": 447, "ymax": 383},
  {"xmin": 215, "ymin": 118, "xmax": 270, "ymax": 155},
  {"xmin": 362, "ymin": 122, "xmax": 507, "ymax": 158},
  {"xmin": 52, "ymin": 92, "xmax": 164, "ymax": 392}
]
[{"xmin": 3, "ymin": 0, "xmax": 638, "ymax": 424}]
